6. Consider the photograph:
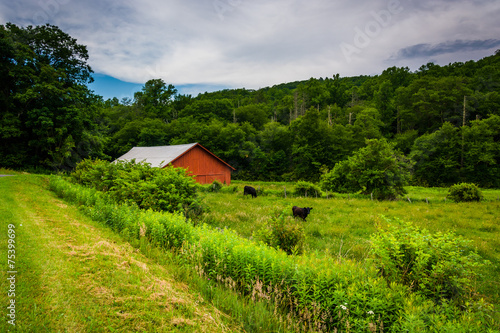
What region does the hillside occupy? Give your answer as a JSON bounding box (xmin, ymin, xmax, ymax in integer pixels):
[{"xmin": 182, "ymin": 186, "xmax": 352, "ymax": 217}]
[{"xmin": 2, "ymin": 23, "xmax": 500, "ymax": 187}]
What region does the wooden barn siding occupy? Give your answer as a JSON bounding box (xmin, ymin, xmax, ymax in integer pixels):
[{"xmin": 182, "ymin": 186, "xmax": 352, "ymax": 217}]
[{"xmin": 171, "ymin": 146, "xmax": 231, "ymax": 185}]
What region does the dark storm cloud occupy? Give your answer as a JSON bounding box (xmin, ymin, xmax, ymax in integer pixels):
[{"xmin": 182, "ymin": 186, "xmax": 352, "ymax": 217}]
[{"xmin": 392, "ymin": 39, "xmax": 500, "ymax": 60}]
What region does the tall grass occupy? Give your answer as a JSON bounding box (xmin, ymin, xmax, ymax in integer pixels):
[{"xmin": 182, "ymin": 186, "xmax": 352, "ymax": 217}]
[{"xmin": 200, "ymin": 181, "xmax": 500, "ymax": 314}]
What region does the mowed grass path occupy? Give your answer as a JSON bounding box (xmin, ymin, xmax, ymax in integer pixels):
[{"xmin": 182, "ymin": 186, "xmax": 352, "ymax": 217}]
[{"xmin": 0, "ymin": 174, "xmax": 243, "ymax": 332}]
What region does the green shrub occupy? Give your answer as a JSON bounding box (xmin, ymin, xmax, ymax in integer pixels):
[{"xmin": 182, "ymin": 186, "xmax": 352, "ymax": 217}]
[
  {"xmin": 70, "ymin": 158, "xmax": 118, "ymax": 191},
  {"xmin": 294, "ymin": 181, "xmax": 322, "ymax": 197},
  {"xmin": 253, "ymin": 211, "xmax": 305, "ymax": 255},
  {"xmin": 208, "ymin": 180, "xmax": 223, "ymax": 192},
  {"xmin": 221, "ymin": 185, "xmax": 238, "ymax": 193},
  {"xmin": 70, "ymin": 159, "xmax": 200, "ymax": 214},
  {"xmin": 447, "ymin": 183, "xmax": 483, "ymax": 202},
  {"xmin": 370, "ymin": 217, "xmax": 490, "ymax": 305},
  {"xmin": 321, "ymin": 139, "xmax": 412, "ymax": 200},
  {"xmin": 181, "ymin": 198, "xmax": 207, "ymax": 222}
]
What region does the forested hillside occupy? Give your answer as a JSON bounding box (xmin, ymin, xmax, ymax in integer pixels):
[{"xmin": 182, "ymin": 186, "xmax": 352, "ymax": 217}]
[{"xmin": 2, "ymin": 23, "xmax": 500, "ymax": 187}]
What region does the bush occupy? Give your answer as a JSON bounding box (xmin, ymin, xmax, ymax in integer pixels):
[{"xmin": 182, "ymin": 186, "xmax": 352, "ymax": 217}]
[
  {"xmin": 294, "ymin": 181, "xmax": 322, "ymax": 197},
  {"xmin": 370, "ymin": 217, "xmax": 490, "ymax": 305},
  {"xmin": 447, "ymin": 183, "xmax": 483, "ymax": 202},
  {"xmin": 253, "ymin": 211, "xmax": 305, "ymax": 255},
  {"xmin": 208, "ymin": 180, "xmax": 223, "ymax": 192},
  {"xmin": 321, "ymin": 139, "xmax": 412, "ymax": 200},
  {"xmin": 70, "ymin": 158, "xmax": 118, "ymax": 191},
  {"xmin": 70, "ymin": 158, "xmax": 200, "ymax": 214},
  {"xmin": 221, "ymin": 185, "xmax": 238, "ymax": 193}
]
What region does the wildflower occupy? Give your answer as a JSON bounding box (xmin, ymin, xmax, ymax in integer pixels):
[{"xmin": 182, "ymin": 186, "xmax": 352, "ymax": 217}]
[
  {"xmin": 340, "ymin": 304, "xmax": 348, "ymax": 311},
  {"xmin": 367, "ymin": 310, "xmax": 374, "ymax": 315}
]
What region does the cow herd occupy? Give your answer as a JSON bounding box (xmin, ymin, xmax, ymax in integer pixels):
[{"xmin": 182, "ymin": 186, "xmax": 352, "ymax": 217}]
[{"xmin": 243, "ymin": 185, "xmax": 313, "ymax": 221}]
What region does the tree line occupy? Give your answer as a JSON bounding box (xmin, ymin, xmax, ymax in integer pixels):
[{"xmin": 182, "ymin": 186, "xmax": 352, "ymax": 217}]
[{"xmin": 1, "ymin": 23, "xmax": 499, "ymax": 187}]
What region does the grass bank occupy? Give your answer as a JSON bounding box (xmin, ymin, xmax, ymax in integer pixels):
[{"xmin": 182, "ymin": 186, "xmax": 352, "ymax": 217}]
[{"xmin": 0, "ymin": 173, "xmax": 246, "ymax": 332}]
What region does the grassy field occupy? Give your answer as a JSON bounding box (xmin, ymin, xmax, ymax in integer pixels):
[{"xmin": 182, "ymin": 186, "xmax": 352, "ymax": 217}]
[
  {"xmin": 0, "ymin": 173, "xmax": 251, "ymax": 332},
  {"xmin": 200, "ymin": 180, "xmax": 500, "ymax": 308},
  {"xmin": 2, "ymin": 172, "xmax": 499, "ymax": 331}
]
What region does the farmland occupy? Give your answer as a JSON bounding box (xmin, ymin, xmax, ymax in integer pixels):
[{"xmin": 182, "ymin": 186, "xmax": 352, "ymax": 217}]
[
  {"xmin": 201, "ymin": 181, "xmax": 500, "ymax": 304},
  {"xmin": 202, "ymin": 181, "xmax": 500, "ymax": 260},
  {"xmin": 1, "ymin": 172, "xmax": 499, "ymax": 332}
]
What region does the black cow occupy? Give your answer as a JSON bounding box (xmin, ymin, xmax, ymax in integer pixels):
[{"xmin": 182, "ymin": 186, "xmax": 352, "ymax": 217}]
[
  {"xmin": 292, "ymin": 206, "xmax": 313, "ymax": 221},
  {"xmin": 243, "ymin": 186, "xmax": 257, "ymax": 198}
]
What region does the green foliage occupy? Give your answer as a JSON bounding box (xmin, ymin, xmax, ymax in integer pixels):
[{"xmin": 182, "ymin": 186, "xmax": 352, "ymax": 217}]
[
  {"xmin": 253, "ymin": 211, "xmax": 305, "ymax": 255},
  {"xmin": 133, "ymin": 78, "xmax": 177, "ymax": 120},
  {"xmin": 235, "ymin": 103, "xmax": 270, "ymax": 130},
  {"xmin": 70, "ymin": 158, "xmax": 116, "ymax": 191},
  {"xmin": 208, "ymin": 179, "xmax": 223, "ymax": 192},
  {"xmin": 351, "ymin": 107, "xmax": 384, "ymax": 146},
  {"xmin": 462, "ymin": 115, "xmax": 500, "ymax": 188},
  {"xmin": 393, "ymin": 129, "xmax": 419, "ymax": 155},
  {"xmin": 321, "ymin": 139, "xmax": 412, "ymax": 200},
  {"xmin": 410, "ymin": 122, "xmax": 461, "ymax": 186},
  {"xmin": 293, "ymin": 180, "xmax": 322, "ymax": 197},
  {"xmin": 178, "ymin": 98, "xmax": 234, "ymax": 122},
  {"xmin": 447, "ymin": 183, "xmax": 483, "ymax": 202},
  {"xmin": 70, "ymin": 158, "xmax": 199, "ymax": 214},
  {"xmin": 370, "ymin": 217, "xmax": 490, "ymax": 305},
  {"xmin": 0, "ymin": 23, "xmax": 104, "ymax": 170},
  {"xmin": 290, "ymin": 107, "xmax": 336, "ymax": 181},
  {"xmin": 4, "ymin": 21, "xmax": 500, "ymax": 187},
  {"xmin": 107, "ymin": 118, "xmax": 169, "ymax": 157},
  {"xmin": 396, "ymin": 76, "xmax": 473, "ymax": 134}
]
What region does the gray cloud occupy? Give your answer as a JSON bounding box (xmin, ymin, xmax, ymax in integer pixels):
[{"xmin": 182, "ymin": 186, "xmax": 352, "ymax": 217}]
[
  {"xmin": 1, "ymin": 0, "xmax": 500, "ymax": 91},
  {"xmin": 392, "ymin": 39, "xmax": 500, "ymax": 60}
]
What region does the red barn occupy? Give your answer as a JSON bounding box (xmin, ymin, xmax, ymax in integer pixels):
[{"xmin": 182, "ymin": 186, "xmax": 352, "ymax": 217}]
[{"xmin": 115, "ymin": 143, "xmax": 235, "ymax": 184}]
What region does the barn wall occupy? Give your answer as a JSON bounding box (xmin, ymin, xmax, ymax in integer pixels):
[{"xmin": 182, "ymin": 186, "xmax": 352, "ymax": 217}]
[{"xmin": 171, "ymin": 146, "xmax": 232, "ymax": 185}]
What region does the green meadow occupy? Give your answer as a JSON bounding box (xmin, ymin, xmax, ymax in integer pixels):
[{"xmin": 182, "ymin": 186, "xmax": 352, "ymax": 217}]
[
  {"xmin": 1, "ymin": 172, "xmax": 499, "ymax": 331},
  {"xmin": 201, "ymin": 181, "xmax": 500, "ymax": 306}
]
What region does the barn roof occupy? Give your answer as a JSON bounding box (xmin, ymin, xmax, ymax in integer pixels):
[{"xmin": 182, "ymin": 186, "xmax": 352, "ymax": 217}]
[{"xmin": 114, "ymin": 143, "xmax": 235, "ymax": 170}]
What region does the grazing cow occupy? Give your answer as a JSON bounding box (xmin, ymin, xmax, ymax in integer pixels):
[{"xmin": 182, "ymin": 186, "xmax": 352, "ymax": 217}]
[
  {"xmin": 243, "ymin": 185, "xmax": 257, "ymax": 198},
  {"xmin": 292, "ymin": 206, "xmax": 313, "ymax": 221}
]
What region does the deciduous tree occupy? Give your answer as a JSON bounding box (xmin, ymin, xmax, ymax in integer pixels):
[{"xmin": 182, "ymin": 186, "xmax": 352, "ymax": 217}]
[
  {"xmin": 321, "ymin": 138, "xmax": 411, "ymax": 200},
  {"xmin": 0, "ymin": 23, "xmax": 104, "ymax": 170}
]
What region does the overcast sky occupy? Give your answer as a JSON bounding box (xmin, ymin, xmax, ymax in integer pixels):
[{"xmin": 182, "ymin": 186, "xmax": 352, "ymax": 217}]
[{"xmin": 2, "ymin": 0, "xmax": 500, "ymax": 99}]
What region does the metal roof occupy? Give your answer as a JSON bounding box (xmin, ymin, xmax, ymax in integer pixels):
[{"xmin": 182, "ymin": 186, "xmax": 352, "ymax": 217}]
[
  {"xmin": 114, "ymin": 143, "xmax": 198, "ymax": 168},
  {"xmin": 114, "ymin": 143, "xmax": 235, "ymax": 170}
]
